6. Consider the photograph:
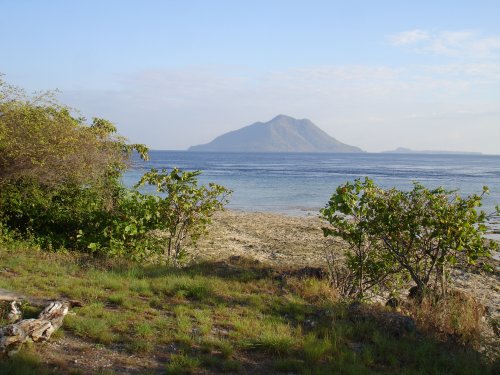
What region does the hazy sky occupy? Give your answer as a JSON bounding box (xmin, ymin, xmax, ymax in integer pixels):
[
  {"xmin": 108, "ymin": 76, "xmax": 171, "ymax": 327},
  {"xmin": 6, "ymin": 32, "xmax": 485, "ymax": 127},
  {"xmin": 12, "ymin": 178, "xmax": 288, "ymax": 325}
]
[{"xmin": 2, "ymin": 0, "xmax": 500, "ymax": 154}]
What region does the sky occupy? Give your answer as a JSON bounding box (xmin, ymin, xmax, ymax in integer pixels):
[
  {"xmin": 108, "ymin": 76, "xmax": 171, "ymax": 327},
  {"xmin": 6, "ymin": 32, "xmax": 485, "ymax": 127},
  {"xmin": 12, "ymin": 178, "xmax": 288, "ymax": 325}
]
[{"xmin": 1, "ymin": 0, "xmax": 500, "ymax": 154}]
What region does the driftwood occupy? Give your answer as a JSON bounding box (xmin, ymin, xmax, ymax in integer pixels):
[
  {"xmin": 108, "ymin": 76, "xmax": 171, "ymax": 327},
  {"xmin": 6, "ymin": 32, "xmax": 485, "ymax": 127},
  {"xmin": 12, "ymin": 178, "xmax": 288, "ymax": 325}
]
[{"xmin": 0, "ymin": 288, "xmax": 81, "ymax": 356}]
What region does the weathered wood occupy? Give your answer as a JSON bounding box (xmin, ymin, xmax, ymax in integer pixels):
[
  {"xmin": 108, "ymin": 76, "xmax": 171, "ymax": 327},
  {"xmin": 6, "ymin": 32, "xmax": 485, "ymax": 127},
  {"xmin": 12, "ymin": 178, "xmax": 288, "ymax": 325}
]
[
  {"xmin": 0, "ymin": 287, "xmax": 82, "ymax": 307},
  {"xmin": 6, "ymin": 301, "xmax": 22, "ymax": 323},
  {"xmin": 1, "ymin": 301, "xmax": 70, "ymax": 356},
  {"xmin": 0, "ymin": 288, "xmax": 81, "ymax": 356},
  {"xmin": 0, "ymin": 288, "xmax": 24, "ymax": 302}
]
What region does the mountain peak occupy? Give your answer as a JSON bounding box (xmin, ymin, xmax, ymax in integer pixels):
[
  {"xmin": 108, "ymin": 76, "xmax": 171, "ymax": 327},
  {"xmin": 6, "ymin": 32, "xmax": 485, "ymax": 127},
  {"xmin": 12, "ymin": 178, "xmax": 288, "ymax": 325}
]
[
  {"xmin": 271, "ymin": 114, "xmax": 297, "ymax": 121},
  {"xmin": 189, "ymin": 115, "xmax": 363, "ymax": 153}
]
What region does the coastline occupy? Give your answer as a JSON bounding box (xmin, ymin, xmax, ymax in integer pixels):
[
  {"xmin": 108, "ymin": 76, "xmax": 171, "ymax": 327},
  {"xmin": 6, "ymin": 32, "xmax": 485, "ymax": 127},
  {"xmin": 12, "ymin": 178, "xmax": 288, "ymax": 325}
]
[
  {"xmin": 193, "ymin": 209, "xmax": 500, "ymax": 265},
  {"xmin": 189, "ymin": 209, "xmax": 339, "ymax": 266}
]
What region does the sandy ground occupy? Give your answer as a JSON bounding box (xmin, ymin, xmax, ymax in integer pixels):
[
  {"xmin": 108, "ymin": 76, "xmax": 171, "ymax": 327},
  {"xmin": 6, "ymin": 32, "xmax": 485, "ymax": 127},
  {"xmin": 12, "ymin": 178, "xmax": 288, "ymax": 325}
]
[{"xmin": 189, "ymin": 210, "xmax": 341, "ymax": 266}]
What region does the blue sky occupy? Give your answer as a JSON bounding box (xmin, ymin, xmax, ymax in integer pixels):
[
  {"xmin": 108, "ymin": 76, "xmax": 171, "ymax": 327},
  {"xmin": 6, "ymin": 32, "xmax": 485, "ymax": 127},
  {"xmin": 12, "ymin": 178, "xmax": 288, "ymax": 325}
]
[{"xmin": 1, "ymin": 0, "xmax": 500, "ymax": 153}]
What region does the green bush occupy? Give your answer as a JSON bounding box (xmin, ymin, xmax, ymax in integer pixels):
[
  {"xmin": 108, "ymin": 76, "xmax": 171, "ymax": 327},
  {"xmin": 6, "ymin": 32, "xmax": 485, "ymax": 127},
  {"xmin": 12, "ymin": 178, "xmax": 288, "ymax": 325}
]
[
  {"xmin": 0, "ymin": 77, "xmax": 230, "ymax": 261},
  {"xmin": 321, "ymin": 178, "xmax": 402, "ymax": 299},
  {"xmin": 136, "ymin": 168, "xmax": 231, "ymax": 264},
  {"xmin": 321, "ymin": 178, "xmax": 499, "ymax": 298}
]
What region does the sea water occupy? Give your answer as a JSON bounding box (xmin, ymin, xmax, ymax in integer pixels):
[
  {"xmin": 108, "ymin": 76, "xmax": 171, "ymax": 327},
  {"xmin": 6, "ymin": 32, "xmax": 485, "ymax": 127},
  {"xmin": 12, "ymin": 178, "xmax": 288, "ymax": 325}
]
[{"xmin": 123, "ymin": 151, "xmax": 500, "ymax": 240}]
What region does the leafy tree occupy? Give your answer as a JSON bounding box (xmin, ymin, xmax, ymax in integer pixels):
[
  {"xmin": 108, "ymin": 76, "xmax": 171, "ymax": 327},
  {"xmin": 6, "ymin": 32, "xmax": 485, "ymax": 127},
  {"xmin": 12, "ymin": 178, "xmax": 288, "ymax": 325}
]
[
  {"xmin": 136, "ymin": 168, "xmax": 231, "ymax": 265},
  {"xmin": 0, "ymin": 77, "xmax": 149, "ymax": 249},
  {"xmin": 0, "ymin": 77, "xmax": 231, "ymax": 262},
  {"xmin": 0, "ymin": 77, "xmax": 146, "ymax": 189},
  {"xmin": 322, "ymin": 178, "xmax": 499, "ymax": 298}
]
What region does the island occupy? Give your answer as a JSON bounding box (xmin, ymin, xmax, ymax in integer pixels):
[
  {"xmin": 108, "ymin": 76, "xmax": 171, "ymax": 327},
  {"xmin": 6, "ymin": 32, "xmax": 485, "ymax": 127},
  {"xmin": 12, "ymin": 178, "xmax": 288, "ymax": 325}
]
[
  {"xmin": 189, "ymin": 114, "xmax": 364, "ymax": 152},
  {"xmin": 383, "ymin": 147, "xmax": 482, "ymax": 155}
]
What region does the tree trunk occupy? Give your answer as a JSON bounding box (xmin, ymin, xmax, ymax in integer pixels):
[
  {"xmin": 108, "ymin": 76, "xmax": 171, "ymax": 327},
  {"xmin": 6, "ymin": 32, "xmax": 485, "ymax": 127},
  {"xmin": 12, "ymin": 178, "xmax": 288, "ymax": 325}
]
[{"xmin": 440, "ymin": 264, "xmax": 447, "ymax": 297}]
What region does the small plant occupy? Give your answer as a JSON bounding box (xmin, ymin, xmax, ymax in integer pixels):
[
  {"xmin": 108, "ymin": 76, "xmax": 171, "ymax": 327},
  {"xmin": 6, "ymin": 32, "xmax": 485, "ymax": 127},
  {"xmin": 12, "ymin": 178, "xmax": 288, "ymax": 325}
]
[
  {"xmin": 407, "ymin": 290, "xmax": 485, "ymax": 346},
  {"xmin": 303, "ymin": 333, "xmax": 333, "ymax": 363},
  {"xmin": 200, "ymin": 337, "xmax": 234, "ymax": 358},
  {"xmin": 251, "ymin": 320, "xmax": 297, "ymax": 355},
  {"xmin": 165, "ymin": 353, "xmax": 201, "ymax": 375},
  {"xmin": 136, "ymin": 168, "xmax": 231, "ymax": 265}
]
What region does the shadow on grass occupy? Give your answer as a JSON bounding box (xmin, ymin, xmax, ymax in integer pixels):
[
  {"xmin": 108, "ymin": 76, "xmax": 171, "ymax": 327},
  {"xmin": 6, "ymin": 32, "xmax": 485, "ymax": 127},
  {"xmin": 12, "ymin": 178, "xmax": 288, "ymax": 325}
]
[
  {"xmin": 100, "ymin": 255, "xmax": 282, "ymax": 283},
  {"xmin": 0, "ymin": 351, "xmax": 60, "ymax": 375}
]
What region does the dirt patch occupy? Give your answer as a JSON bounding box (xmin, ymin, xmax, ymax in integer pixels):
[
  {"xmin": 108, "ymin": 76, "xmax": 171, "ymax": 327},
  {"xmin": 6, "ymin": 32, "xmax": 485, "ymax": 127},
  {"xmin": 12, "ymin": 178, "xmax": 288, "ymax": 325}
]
[
  {"xmin": 188, "ymin": 210, "xmax": 342, "ymax": 266},
  {"xmin": 37, "ymin": 334, "xmax": 162, "ymax": 374}
]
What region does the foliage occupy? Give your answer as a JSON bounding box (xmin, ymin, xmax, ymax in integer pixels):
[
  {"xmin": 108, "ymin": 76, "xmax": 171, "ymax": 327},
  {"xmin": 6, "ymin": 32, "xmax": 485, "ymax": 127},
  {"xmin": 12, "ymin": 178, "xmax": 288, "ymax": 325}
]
[
  {"xmin": 321, "ymin": 178, "xmax": 498, "ymax": 297},
  {"xmin": 407, "ymin": 290, "xmax": 485, "ymax": 346},
  {"xmin": 321, "ymin": 178, "xmax": 403, "ymax": 299},
  {"xmin": 0, "ymin": 77, "xmax": 229, "ymax": 261},
  {"xmin": 0, "ymin": 76, "xmax": 149, "ymax": 250},
  {"xmin": 136, "ymin": 168, "xmax": 231, "ymax": 264},
  {"xmin": 0, "ymin": 77, "xmax": 147, "ymax": 189}
]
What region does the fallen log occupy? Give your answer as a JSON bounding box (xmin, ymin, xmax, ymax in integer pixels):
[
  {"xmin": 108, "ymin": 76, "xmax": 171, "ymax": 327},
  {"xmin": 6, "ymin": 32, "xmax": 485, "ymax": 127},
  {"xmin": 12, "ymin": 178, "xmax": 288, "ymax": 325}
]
[{"xmin": 0, "ymin": 289, "xmax": 81, "ymax": 356}]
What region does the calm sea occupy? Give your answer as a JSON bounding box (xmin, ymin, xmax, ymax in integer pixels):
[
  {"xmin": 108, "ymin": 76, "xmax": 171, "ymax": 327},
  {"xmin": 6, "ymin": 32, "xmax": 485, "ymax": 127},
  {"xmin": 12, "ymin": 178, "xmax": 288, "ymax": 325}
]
[{"xmin": 124, "ymin": 151, "xmax": 500, "ymax": 234}]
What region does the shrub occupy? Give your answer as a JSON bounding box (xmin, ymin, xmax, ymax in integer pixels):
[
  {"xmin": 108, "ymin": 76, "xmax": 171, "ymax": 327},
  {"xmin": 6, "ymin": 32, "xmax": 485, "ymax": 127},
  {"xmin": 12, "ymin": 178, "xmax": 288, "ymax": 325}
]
[
  {"xmin": 136, "ymin": 168, "xmax": 231, "ymax": 265},
  {"xmin": 321, "ymin": 178, "xmax": 403, "ymax": 299},
  {"xmin": 0, "ymin": 77, "xmax": 230, "ymax": 261},
  {"xmin": 0, "ymin": 77, "xmax": 149, "ymax": 252},
  {"xmin": 321, "ymin": 178, "xmax": 499, "ymax": 297},
  {"xmin": 0, "ymin": 77, "xmax": 147, "ymax": 189}
]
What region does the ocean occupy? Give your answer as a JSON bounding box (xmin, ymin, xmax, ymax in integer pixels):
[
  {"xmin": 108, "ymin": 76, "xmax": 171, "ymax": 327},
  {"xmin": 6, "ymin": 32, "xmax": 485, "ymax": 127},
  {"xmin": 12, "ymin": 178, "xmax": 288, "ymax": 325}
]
[{"xmin": 124, "ymin": 151, "xmax": 500, "ymax": 239}]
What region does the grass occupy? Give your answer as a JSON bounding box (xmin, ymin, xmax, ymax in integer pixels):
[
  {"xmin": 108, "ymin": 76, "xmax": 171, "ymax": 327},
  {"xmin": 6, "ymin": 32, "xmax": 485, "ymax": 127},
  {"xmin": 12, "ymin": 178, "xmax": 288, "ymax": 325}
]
[
  {"xmin": 0, "ymin": 243, "xmax": 497, "ymax": 374},
  {"xmin": 165, "ymin": 353, "xmax": 200, "ymax": 375},
  {"xmin": 407, "ymin": 290, "xmax": 485, "ymax": 346}
]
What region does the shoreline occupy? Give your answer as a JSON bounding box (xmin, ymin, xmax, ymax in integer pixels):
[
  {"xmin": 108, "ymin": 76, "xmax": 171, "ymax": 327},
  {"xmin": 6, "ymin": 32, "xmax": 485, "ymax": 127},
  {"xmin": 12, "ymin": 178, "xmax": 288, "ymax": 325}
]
[
  {"xmin": 190, "ymin": 209, "xmax": 338, "ymax": 267},
  {"xmin": 214, "ymin": 208, "xmax": 500, "ymax": 257}
]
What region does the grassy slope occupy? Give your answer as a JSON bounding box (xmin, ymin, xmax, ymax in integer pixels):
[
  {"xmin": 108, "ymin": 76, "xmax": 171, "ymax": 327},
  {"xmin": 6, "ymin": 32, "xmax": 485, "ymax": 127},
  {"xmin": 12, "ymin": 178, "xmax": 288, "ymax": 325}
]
[{"xmin": 0, "ymin": 242, "xmax": 496, "ymax": 375}]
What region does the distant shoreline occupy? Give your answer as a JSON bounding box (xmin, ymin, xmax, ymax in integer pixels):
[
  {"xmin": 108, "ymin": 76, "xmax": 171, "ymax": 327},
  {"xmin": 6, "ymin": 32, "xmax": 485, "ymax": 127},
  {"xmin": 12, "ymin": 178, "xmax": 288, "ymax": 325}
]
[
  {"xmin": 148, "ymin": 149, "xmax": 499, "ymax": 156},
  {"xmin": 382, "ymin": 147, "xmax": 483, "ymax": 155}
]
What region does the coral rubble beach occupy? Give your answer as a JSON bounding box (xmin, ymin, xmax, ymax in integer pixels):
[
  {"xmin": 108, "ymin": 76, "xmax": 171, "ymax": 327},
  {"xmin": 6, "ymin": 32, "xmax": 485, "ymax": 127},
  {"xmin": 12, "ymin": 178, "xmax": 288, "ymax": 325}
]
[{"xmin": 190, "ymin": 210, "xmax": 336, "ymax": 266}]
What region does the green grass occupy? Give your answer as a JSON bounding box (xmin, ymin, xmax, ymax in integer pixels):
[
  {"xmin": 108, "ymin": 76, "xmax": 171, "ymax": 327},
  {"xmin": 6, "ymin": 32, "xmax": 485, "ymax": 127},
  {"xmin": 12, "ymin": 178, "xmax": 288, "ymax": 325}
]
[
  {"xmin": 0, "ymin": 244, "xmax": 496, "ymax": 374},
  {"xmin": 165, "ymin": 353, "xmax": 200, "ymax": 374}
]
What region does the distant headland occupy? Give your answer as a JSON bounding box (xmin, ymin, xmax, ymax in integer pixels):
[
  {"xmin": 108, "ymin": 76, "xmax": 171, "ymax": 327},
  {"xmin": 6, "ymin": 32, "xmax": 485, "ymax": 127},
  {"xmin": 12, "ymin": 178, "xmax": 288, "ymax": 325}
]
[
  {"xmin": 189, "ymin": 115, "xmax": 364, "ymax": 153},
  {"xmin": 382, "ymin": 147, "xmax": 483, "ymax": 155}
]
